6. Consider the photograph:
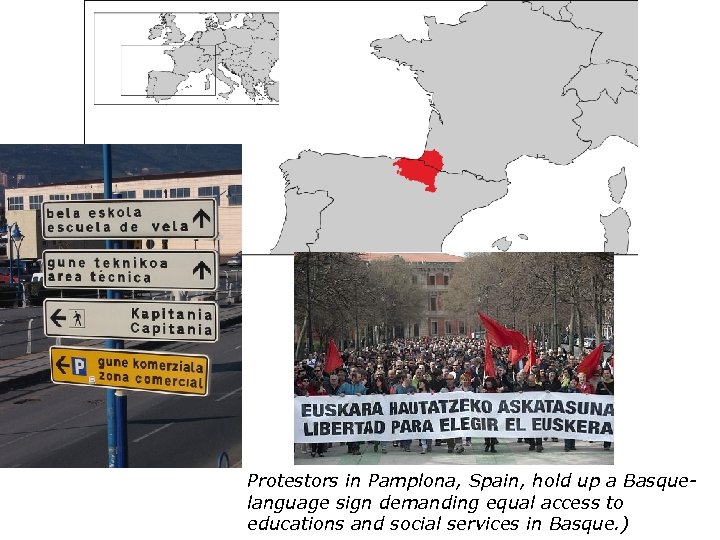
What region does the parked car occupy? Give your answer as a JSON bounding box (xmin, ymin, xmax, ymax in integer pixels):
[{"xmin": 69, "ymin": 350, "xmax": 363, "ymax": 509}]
[
  {"xmin": 0, "ymin": 268, "xmax": 20, "ymax": 284},
  {"xmin": 227, "ymin": 252, "xmax": 242, "ymax": 267}
]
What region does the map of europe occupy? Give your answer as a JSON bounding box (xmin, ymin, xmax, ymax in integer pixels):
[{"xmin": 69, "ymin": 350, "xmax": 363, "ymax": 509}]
[
  {"xmin": 145, "ymin": 12, "xmax": 279, "ymax": 103},
  {"xmin": 273, "ymin": 2, "xmax": 637, "ymax": 253}
]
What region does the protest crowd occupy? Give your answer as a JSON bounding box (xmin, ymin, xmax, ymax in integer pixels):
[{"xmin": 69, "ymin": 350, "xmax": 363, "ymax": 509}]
[{"xmin": 294, "ymin": 326, "xmax": 614, "ymax": 459}]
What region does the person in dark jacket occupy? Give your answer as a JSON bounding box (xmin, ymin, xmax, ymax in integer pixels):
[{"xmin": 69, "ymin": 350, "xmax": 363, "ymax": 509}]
[
  {"xmin": 595, "ymin": 368, "xmax": 614, "ymax": 450},
  {"xmin": 562, "ymin": 376, "xmax": 580, "ymax": 451},
  {"xmin": 369, "ymin": 376, "xmax": 390, "ymax": 453},
  {"xmin": 522, "ymin": 373, "xmax": 544, "ymax": 452},
  {"xmin": 479, "ymin": 377, "xmax": 499, "ymax": 453}
]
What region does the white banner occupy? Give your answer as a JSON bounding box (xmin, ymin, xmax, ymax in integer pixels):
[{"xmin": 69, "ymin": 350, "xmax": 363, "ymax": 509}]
[{"xmin": 295, "ymin": 392, "xmax": 614, "ymax": 443}]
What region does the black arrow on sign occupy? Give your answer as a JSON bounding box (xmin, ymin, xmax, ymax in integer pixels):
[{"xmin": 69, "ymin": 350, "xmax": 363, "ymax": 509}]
[
  {"xmin": 56, "ymin": 355, "xmax": 69, "ymax": 375},
  {"xmin": 193, "ymin": 209, "xmax": 211, "ymax": 228},
  {"xmin": 193, "ymin": 261, "xmax": 212, "ymax": 280},
  {"xmin": 50, "ymin": 308, "xmax": 66, "ymax": 328}
]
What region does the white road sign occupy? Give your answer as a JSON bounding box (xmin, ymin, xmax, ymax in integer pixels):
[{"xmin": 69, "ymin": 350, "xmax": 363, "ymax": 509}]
[
  {"xmin": 43, "ymin": 299, "xmax": 219, "ymax": 342},
  {"xmin": 42, "ymin": 250, "xmax": 218, "ymax": 290},
  {"xmin": 42, "ymin": 199, "xmax": 218, "ymax": 239}
]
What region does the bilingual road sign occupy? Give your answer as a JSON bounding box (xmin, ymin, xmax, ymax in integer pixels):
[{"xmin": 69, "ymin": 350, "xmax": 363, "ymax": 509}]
[
  {"xmin": 50, "ymin": 346, "xmax": 210, "ymax": 396},
  {"xmin": 42, "ymin": 199, "xmax": 218, "ymax": 239},
  {"xmin": 43, "ymin": 299, "xmax": 219, "ymax": 342},
  {"xmin": 42, "ymin": 249, "xmax": 218, "ymax": 290}
]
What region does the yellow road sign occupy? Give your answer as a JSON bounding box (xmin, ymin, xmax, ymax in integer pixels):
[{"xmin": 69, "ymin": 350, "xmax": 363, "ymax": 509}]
[{"xmin": 50, "ymin": 346, "xmax": 210, "ymax": 396}]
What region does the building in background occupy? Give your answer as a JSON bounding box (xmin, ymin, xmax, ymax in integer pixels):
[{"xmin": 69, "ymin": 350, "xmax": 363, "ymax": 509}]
[
  {"xmin": 363, "ymin": 253, "xmax": 467, "ymax": 339},
  {"xmin": 2, "ymin": 169, "xmax": 241, "ymax": 259}
]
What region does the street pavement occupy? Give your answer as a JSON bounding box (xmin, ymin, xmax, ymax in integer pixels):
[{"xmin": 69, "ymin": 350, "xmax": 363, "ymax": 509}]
[{"xmin": 294, "ymin": 438, "xmax": 613, "ymax": 465}]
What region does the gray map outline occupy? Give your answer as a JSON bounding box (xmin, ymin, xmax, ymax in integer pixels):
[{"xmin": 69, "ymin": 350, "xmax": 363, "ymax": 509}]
[
  {"xmin": 273, "ymin": 2, "xmax": 637, "ymax": 254},
  {"xmin": 144, "ymin": 12, "xmax": 279, "ymax": 104}
]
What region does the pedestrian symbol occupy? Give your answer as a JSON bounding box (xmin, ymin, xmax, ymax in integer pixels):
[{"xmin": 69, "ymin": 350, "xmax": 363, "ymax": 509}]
[{"xmin": 72, "ymin": 310, "xmax": 85, "ymax": 328}]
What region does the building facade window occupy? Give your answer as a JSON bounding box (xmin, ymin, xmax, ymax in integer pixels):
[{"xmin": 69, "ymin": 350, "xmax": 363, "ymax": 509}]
[
  {"xmin": 459, "ymin": 321, "xmax": 466, "ymax": 335},
  {"xmin": 49, "ymin": 194, "xmax": 66, "ymax": 201},
  {"xmin": 445, "ymin": 321, "xmax": 452, "ymax": 335},
  {"xmin": 430, "ymin": 297, "xmax": 437, "ymax": 311},
  {"xmin": 427, "ymin": 275, "xmax": 435, "ymax": 286},
  {"xmin": 443, "ymin": 275, "xmax": 450, "ymax": 285},
  {"xmin": 431, "ymin": 321, "xmax": 438, "ymax": 335},
  {"xmin": 413, "ymin": 323, "xmax": 420, "ymax": 337},
  {"xmin": 7, "ymin": 196, "xmax": 23, "ymax": 210},
  {"xmin": 70, "ymin": 192, "xmax": 92, "ymax": 200},
  {"xmin": 227, "ymin": 185, "xmax": 242, "ymax": 206},
  {"xmin": 115, "ymin": 191, "xmax": 137, "ymax": 199},
  {"xmin": 29, "ymin": 195, "xmax": 43, "ymax": 210},
  {"xmin": 143, "ymin": 189, "xmax": 163, "ymax": 199},
  {"xmin": 170, "ymin": 187, "xmax": 190, "ymax": 198},
  {"xmin": 199, "ymin": 186, "xmax": 220, "ymax": 204}
]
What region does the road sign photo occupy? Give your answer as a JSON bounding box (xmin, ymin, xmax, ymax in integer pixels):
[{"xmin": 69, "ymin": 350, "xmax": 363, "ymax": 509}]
[
  {"xmin": 42, "ymin": 249, "xmax": 218, "ymax": 291},
  {"xmin": 50, "ymin": 346, "xmax": 210, "ymax": 396},
  {"xmin": 42, "ymin": 199, "xmax": 218, "ymax": 239},
  {"xmin": 43, "ymin": 299, "xmax": 219, "ymax": 342}
]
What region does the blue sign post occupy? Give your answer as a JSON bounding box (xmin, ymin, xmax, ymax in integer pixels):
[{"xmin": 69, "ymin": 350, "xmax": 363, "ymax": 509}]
[{"xmin": 103, "ymin": 144, "xmax": 128, "ymax": 468}]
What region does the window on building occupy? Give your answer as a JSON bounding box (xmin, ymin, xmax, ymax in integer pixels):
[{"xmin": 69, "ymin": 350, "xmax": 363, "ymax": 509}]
[
  {"xmin": 199, "ymin": 186, "xmax": 220, "ymax": 204},
  {"xmin": 427, "ymin": 275, "xmax": 435, "ymax": 286},
  {"xmin": 430, "ymin": 297, "xmax": 437, "ymax": 311},
  {"xmin": 228, "ymin": 185, "xmax": 242, "ymax": 206},
  {"xmin": 431, "ymin": 321, "xmax": 438, "ymax": 335},
  {"xmin": 7, "ymin": 196, "xmax": 23, "ymax": 210},
  {"xmin": 115, "ymin": 191, "xmax": 137, "ymax": 199},
  {"xmin": 413, "ymin": 323, "xmax": 419, "ymax": 337},
  {"xmin": 70, "ymin": 193, "xmax": 93, "ymax": 200},
  {"xmin": 459, "ymin": 321, "xmax": 466, "ymax": 335},
  {"xmin": 443, "ymin": 275, "xmax": 450, "ymax": 286},
  {"xmin": 143, "ymin": 189, "xmax": 163, "ymax": 199},
  {"xmin": 170, "ymin": 187, "xmax": 190, "ymax": 199},
  {"xmin": 445, "ymin": 321, "xmax": 452, "ymax": 335},
  {"xmin": 49, "ymin": 194, "xmax": 66, "ymax": 201},
  {"xmin": 29, "ymin": 195, "xmax": 43, "ymax": 210}
]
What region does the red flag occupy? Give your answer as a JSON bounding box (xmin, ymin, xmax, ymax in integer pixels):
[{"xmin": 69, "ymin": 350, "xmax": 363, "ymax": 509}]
[
  {"xmin": 478, "ymin": 313, "xmax": 528, "ymax": 363},
  {"xmin": 576, "ymin": 343, "xmax": 605, "ymax": 378},
  {"xmin": 484, "ymin": 340, "xmax": 496, "ymax": 378},
  {"xmin": 509, "ymin": 347, "xmax": 524, "ymax": 365},
  {"xmin": 524, "ymin": 340, "xmax": 536, "ymax": 373},
  {"xmin": 324, "ymin": 338, "xmax": 343, "ymax": 374}
]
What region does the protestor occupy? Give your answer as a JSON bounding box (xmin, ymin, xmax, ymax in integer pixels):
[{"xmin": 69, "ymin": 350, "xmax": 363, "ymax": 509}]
[
  {"xmin": 393, "ymin": 373, "xmax": 417, "ymax": 452},
  {"xmin": 543, "ymin": 369, "xmax": 562, "ymax": 392},
  {"xmin": 338, "ymin": 371, "xmax": 367, "ymax": 456},
  {"xmin": 370, "ymin": 375, "xmax": 390, "ymax": 454},
  {"xmin": 416, "ymin": 380, "xmax": 433, "ymax": 454},
  {"xmin": 294, "ymin": 375, "xmax": 310, "ymax": 397},
  {"xmin": 596, "ymin": 367, "xmax": 614, "ymax": 451},
  {"xmin": 480, "ymin": 377, "xmax": 499, "ymax": 453},
  {"xmin": 542, "ymin": 369, "xmax": 562, "ymax": 441},
  {"xmin": 459, "ymin": 374, "xmax": 475, "ymax": 447},
  {"xmin": 522, "ymin": 373, "xmax": 544, "ymax": 452},
  {"xmin": 512, "ymin": 371, "xmax": 527, "ymax": 443},
  {"xmin": 577, "ymin": 372, "xmax": 594, "ymax": 394},
  {"xmin": 562, "ymin": 376, "xmax": 580, "ymax": 451},
  {"xmin": 440, "ymin": 373, "xmax": 464, "ymax": 453},
  {"xmin": 306, "ymin": 380, "xmax": 328, "ymax": 457},
  {"xmin": 496, "ymin": 365, "xmax": 513, "ymax": 393}
]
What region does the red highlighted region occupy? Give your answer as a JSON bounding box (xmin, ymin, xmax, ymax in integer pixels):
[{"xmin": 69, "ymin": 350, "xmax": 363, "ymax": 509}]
[{"xmin": 393, "ymin": 149, "xmax": 444, "ymax": 193}]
